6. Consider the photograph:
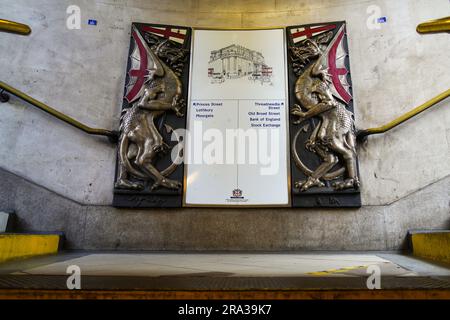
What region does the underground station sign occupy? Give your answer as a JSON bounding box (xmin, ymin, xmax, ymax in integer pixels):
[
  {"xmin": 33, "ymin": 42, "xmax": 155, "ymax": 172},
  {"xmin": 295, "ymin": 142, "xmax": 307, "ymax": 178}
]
[{"xmin": 113, "ymin": 22, "xmax": 361, "ymax": 208}]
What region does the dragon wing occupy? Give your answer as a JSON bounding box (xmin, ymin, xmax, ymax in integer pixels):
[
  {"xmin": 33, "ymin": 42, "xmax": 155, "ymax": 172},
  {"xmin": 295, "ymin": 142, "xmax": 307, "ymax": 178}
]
[
  {"xmin": 124, "ymin": 26, "xmax": 164, "ymax": 103},
  {"xmin": 314, "ymin": 24, "xmax": 352, "ymax": 104}
]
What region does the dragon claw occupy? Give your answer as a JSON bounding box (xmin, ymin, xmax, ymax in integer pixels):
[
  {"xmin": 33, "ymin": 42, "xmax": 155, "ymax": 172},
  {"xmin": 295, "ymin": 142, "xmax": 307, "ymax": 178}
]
[
  {"xmin": 115, "ymin": 179, "xmax": 144, "ymax": 190},
  {"xmin": 150, "ymin": 178, "xmax": 181, "ymax": 191},
  {"xmin": 295, "ymin": 177, "xmax": 325, "ymax": 191},
  {"xmin": 332, "ymin": 178, "xmax": 360, "ymax": 190}
]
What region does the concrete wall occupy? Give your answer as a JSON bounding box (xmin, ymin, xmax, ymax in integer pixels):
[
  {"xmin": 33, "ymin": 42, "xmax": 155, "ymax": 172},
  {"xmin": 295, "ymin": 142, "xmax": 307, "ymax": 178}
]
[
  {"xmin": 0, "ymin": 0, "xmax": 449, "ymax": 250},
  {"xmin": 1, "ymin": 168, "xmax": 449, "ymax": 250}
]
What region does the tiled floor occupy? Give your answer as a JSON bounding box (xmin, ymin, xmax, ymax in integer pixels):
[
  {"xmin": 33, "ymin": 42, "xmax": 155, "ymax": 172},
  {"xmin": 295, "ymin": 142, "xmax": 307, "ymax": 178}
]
[
  {"xmin": 1, "ymin": 252, "xmax": 450, "ymax": 291},
  {"xmin": 2, "ymin": 252, "xmax": 449, "ymax": 278},
  {"xmin": 15, "ymin": 253, "xmax": 404, "ymax": 277}
]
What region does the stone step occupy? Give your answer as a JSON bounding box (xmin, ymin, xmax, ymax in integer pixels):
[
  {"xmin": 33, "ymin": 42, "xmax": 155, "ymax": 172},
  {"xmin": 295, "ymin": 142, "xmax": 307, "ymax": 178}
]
[
  {"xmin": 409, "ymin": 230, "xmax": 450, "ymax": 264},
  {"xmin": 0, "ymin": 233, "xmax": 63, "ymax": 264}
]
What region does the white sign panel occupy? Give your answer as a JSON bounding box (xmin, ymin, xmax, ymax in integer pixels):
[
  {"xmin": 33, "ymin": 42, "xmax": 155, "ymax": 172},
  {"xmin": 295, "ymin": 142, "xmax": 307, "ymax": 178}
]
[{"xmin": 184, "ymin": 29, "xmax": 290, "ymax": 206}]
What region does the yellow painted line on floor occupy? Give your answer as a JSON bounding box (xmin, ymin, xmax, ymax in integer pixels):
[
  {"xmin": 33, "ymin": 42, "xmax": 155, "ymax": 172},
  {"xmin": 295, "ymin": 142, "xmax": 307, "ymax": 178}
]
[
  {"xmin": 0, "ymin": 234, "xmax": 60, "ymax": 264},
  {"xmin": 307, "ymin": 265, "xmax": 368, "ymax": 276},
  {"xmin": 412, "ymin": 232, "xmax": 450, "ymax": 264}
]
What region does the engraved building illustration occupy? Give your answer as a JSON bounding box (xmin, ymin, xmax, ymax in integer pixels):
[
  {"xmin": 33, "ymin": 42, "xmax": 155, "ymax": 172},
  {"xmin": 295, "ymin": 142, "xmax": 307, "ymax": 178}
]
[{"xmin": 208, "ymin": 44, "xmax": 272, "ymax": 82}]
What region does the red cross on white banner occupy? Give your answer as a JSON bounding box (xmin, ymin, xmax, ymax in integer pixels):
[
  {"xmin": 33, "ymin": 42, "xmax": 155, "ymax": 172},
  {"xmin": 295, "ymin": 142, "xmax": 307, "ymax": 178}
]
[
  {"xmin": 141, "ymin": 26, "xmax": 187, "ymax": 44},
  {"xmin": 290, "ymin": 24, "xmax": 336, "ymax": 43}
]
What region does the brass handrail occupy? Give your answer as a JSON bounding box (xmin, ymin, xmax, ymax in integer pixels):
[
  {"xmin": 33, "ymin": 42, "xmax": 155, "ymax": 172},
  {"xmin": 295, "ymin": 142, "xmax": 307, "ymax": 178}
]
[
  {"xmin": 0, "ymin": 81, "xmax": 118, "ymax": 142},
  {"xmin": 0, "ymin": 19, "xmax": 31, "ymax": 35},
  {"xmin": 417, "ymin": 16, "xmax": 450, "ymax": 34},
  {"xmin": 357, "ymin": 88, "xmax": 450, "ymax": 140},
  {"xmin": 2, "ymin": 79, "xmax": 447, "ymax": 143}
]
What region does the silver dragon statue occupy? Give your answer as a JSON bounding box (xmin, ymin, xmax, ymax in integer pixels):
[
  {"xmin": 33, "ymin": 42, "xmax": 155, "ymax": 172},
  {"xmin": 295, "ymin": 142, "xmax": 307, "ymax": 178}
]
[
  {"xmin": 115, "ymin": 26, "xmax": 185, "ymax": 191},
  {"xmin": 290, "ymin": 25, "xmax": 360, "ymax": 192}
]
